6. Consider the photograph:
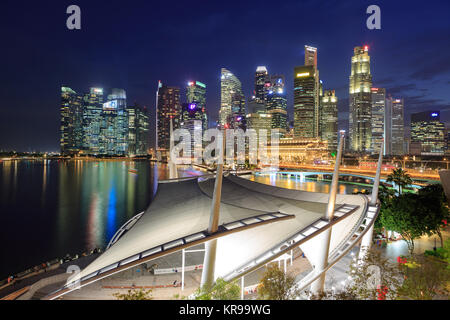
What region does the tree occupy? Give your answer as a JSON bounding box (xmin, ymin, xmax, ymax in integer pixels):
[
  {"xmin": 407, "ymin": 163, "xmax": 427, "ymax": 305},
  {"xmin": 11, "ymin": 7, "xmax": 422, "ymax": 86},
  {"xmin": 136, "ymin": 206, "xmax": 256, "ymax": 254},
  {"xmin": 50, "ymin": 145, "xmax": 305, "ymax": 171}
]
[
  {"xmin": 341, "ymin": 248, "xmax": 402, "ymax": 300},
  {"xmin": 417, "ymin": 184, "xmax": 450, "ymax": 247},
  {"xmin": 386, "ymin": 168, "xmax": 412, "ymax": 194},
  {"xmin": 397, "ymin": 254, "xmax": 450, "ymax": 300},
  {"xmin": 380, "ymin": 193, "xmax": 429, "ymax": 254},
  {"xmin": 257, "ymin": 264, "xmax": 300, "ymax": 300},
  {"xmin": 375, "ymin": 184, "xmax": 396, "ymax": 235},
  {"xmin": 113, "ymin": 288, "xmax": 153, "ymax": 300},
  {"xmin": 194, "ymin": 278, "xmax": 241, "ymax": 300}
]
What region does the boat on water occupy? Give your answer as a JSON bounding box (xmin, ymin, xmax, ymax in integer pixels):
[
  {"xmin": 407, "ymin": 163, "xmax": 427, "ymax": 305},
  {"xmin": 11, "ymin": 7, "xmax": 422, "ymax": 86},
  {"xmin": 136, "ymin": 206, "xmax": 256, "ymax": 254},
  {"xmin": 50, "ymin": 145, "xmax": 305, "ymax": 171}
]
[{"xmin": 128, "ymin": 169, "xmax": 138, "ymax": 174}]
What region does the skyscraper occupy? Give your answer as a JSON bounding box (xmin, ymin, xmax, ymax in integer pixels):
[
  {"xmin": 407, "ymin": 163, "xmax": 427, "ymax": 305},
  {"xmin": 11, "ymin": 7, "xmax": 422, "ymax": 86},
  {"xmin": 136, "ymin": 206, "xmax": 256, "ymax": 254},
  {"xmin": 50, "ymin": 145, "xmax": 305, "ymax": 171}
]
[
  {"xmin": 156, "ymin": 81, "xmax": 181, "ymax": 153},
  {"xmin": 371, "ymin": 88, "xmax": 386, "ymax": 154},
  {"xmin": 255, "ymin": 66, "xmax": 269, "ymax": 105},
  {"xmin": 320, "ymin": 90, "xmax": 338, "ymax": 153},
  {"xmin": 389, "ymin": 98, "xmax": 405, "ymax": 155},
  {"xmin": 186, "ymin": 81, "xmax": 207, "ymax": 132},
  {"xmin": 266, "ymin": 75, "xmax": 287, "ymax": 138},
  {"xmin": 219, "ymin": 68, "xmax": 245, "ymax": 129},
  {"xmin": 411, "ymin": 111, "xmax": 445, "ymax": 156},
  {"xmin": 294, "ymin": 46, "xmax": 320, "ymax": 138},
  {"xmin": 304, "ymin": 46, "xmax": 320, "ymax": 137},
  {"xmin": 60, "ymin": 86, "xmax": 83, "ymax": 155},
  {"xmin": 349, "ymin": 46, "xmax": 372, "ymax": 153},
  {"xmin": 294, "ymin": 65, "xmax": 316, "ymax": 138},
  {"xmin": 127, "ymin": 104, "xmax": 149, "ymax": 156},
  {"xmin": 82, "ymin": 87, "xmax": 104, "ymax": 154},
  {"xmin": 304, "ymin": 45, "xmax": 318, "ymax": 68}
]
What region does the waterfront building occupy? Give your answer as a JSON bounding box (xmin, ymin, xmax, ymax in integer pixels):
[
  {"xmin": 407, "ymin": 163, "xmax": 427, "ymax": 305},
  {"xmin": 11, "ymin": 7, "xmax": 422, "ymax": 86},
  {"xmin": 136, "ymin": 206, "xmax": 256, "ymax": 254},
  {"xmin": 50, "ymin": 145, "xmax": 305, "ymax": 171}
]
[
  {"xmin": 411, "ymin": 111, "xmax": 445, "ymax": 156},
  {"xmin": 60, "ymin": 86, "xmax": 83, "ymax": 155},
  {"xmin": 349, "ymin": 46, "xmax": 372, "ymax": 153},
  {"xmin": 370, "ymin": 88, "xmax": 386, "ymax": 154},
  {"xmin": 264, "ymin": 137, "xmax": 329, "ymax": 164},
  {"xmin": 98, "ymin": 89, "xmax": 129, "ymax": 156},
  {"xmin": 156, "ymin": 81, "xmax": 181, "ymax": 155},
  {"xmin": 219, "ymin": 68, "xmax": 246, "ymax": 129},
  {"xmin": 320, "ymin": 90, "xmax": 338, "ymax": 153}
]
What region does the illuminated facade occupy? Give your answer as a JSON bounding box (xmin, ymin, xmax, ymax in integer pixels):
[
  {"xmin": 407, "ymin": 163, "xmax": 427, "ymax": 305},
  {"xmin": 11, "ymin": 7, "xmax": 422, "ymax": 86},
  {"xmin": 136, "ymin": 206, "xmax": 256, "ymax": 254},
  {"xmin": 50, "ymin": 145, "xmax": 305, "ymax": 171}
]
[
  {"xmin": 411, "ymin": 111, "xmax": 445, "ymax": 156},
  {"xmin": 370, "ymin": 88, "xmax": 386, "ymax": 154},
  {"xmin": 266, "ymin": 137, "xmax": 329, "ymax": 163},
  {"xmin": 349, "ymin": 46, "xmax": 372, "ymax": 153},
  {"xmin": 156, "ymin": 82, "xmax": 181, "ymax": 152},
  {"xmin": 98, "ymin": 89, "xmax": 128, "ymax": 156},
  {"xmin": 219, "ymin": 68, "xmax": 245, "ymax": 129},
  {"xmin": 186, "ymin": 81, "xmax": 207, "ymax": 131},
  {"xmin": 320, "ymin": 90, "xmax": 338, "ymax": 153}
]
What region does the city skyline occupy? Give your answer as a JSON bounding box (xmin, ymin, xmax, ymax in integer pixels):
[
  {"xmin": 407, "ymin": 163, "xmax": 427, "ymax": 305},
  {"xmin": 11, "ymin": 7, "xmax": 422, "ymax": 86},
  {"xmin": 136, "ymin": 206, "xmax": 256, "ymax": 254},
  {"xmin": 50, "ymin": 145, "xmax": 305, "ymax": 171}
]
[{"xmin": 1, "ymin": 0, "xmax": 450, "ymax": 151}]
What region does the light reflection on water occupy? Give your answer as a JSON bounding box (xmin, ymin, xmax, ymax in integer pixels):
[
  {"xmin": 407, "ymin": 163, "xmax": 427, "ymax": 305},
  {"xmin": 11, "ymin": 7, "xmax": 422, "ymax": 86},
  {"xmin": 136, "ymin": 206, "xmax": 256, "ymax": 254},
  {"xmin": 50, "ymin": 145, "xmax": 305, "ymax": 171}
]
[
  {"xmin": 248, "ymin": 173, "xmax": 370, "ymax": 194},
  {"xmin": 0, "ymin": 160, "xmax": 202, "ymax": 279}
]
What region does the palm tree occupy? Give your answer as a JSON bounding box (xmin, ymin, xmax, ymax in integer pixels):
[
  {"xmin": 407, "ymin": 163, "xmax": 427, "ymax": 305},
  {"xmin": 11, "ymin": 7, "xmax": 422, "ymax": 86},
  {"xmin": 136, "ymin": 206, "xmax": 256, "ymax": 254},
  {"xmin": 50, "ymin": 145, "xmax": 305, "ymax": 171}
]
[{"xmin": 386, "ymin": 168, "xmax": 412, "ymax": 194}]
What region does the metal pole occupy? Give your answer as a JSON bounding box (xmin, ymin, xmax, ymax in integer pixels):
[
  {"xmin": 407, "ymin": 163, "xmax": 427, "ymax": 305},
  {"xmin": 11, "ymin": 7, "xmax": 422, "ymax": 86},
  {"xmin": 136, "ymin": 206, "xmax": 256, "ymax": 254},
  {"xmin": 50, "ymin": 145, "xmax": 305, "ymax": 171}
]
[
  {"xmin": 310, "ymin": 131, "xmax": 344, "ymax": 295},
  {"xmin": 169, "ymin": 118, "xmax": 178, "ymax": 179},
  {"xmin": 359, "ymin": 141, "xmax": 384, "ymax": 261},
  {"xmin": 201, "ymin": 130, "xmax": 225, "ymax": 289},
  {"xmin": 181, "ymin": 249, "xmax": 185, "ymax": 291}
]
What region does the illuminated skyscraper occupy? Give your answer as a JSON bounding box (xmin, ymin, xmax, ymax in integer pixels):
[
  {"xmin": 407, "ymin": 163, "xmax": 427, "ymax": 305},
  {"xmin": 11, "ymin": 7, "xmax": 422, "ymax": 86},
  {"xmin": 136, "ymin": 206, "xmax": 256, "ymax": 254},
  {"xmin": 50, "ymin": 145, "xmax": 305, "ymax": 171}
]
[
  {"xmin": 255, "ymin": 66, "xmax": 269, "ymax": 104},
  {"xmin": 126, "ymin": 104, "xmax": 149, "ymax": 156},
  {"xmin": 410, "ymin": 111, "xmax": 444, "ymax": 155},
  {"xmin": 219, "ymin": 68, "xmax": 245, "ymax": 129},
  {"xmin": 320, "ymin": 90, "xmax": 338, "ymax": 153},
  {"xmin": 294, "ymin": 46, "xmax": 320, "ymax": 138},
  {"xmin": 156, "ymin": 81, "xmax": 181, "ymax": 153},
  {"xmin": 370, "ymin": 88, "xmax": 386, "ymax": 154},
  {"xmin": 294, "ymin": 65, "xmax": 316, "ymax": 138},
  {"xmin": 60, "ymin": 86, "xmax": 83, "ymax": 155},
  {"xmin": 385, "ymin": 97, "xmax": 405, "ymax": 155},
  {"xmin": 266, "ymin": 75, "xmax": 287, "ymax": 138},
  {"xmin": 99, "ymin": 89, "xmax": 128, "ymax": 155},
  {"xmin": 349, "ymin": 46, "xmax": 372, "ymax": 153},
  {"xmin": 304, "ymin": 45, "xmax": 318, "ymax": 68},
  {"xmin": 82, "ymin": 87, "xmax": 104, "ymax": 154},
  {"xmin": 186, "ymin": 81, "xmax": 207, "ymax": 131}
]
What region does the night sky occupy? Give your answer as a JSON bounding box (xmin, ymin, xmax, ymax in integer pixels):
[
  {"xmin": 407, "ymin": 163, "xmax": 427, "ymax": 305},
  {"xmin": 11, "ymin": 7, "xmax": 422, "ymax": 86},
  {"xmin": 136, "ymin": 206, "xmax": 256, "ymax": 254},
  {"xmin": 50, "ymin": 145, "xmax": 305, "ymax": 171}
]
[{"xmin": 1, "ymin": 0, "xmax": 449, "ymax": 151}]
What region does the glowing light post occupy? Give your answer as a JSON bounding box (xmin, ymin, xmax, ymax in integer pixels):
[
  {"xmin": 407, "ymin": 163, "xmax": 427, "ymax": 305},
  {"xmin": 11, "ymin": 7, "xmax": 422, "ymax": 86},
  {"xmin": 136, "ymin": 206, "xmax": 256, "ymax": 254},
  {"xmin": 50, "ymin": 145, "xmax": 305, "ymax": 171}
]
[
  {"xmin": 359, "ymin": 140, "xmax": 384, "ymax": 261},
  {"xmin": 310, "ymin": 131, "xmax": 345, "ymax": 295},
  {"xmin": 200, "ymin": 130, "xmax": 225, "ymax": 289},
  {"xmin": 169, "ymin": 118, "xmax": 178, "ymax": 179}
]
